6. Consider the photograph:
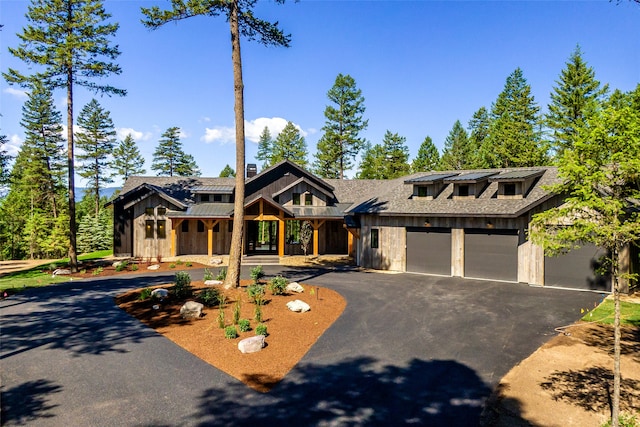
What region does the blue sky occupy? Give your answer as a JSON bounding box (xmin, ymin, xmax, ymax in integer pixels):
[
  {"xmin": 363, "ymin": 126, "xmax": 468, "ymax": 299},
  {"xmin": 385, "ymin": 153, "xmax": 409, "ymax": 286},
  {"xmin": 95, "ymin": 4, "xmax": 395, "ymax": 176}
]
[{"xmin": 1, "ymin": 0, "xmax": 639, "ymax": 185}]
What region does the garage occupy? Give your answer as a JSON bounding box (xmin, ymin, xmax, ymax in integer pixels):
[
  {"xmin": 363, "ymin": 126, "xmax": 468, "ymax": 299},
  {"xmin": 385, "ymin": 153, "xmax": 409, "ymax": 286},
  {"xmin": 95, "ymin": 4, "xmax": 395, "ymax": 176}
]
[
  {"xmin": 545, "ymin": 244, "xmax": 610, "ymax": 291},
  {"xmin": 464, "ymin": 229, "xmax": 518, "ymax": 282},
  {"xmin": 406, "ymin": 227, "xmax": 451, "ymax": 275}
]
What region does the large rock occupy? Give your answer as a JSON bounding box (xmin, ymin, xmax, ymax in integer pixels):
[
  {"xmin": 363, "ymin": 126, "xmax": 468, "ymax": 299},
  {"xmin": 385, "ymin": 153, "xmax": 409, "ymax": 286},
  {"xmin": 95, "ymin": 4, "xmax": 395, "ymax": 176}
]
[
  {"xmin": 204, "ymin": 280, "xmax": 223, "ymax": 286},
  {"xmin": 151, "ymin": 288, "xmax": 168, "ymax": 299},
  {"xmin": 180, "ymin": 301, "xmax": 204, "ymax": 319},
  {"xmin": 286, "ymin": 282, "xmax": 304, "ymax": 293},
  {"xmin": 286, "ymin": 300, "xmax": 310, "ymax": 313},
  {"xmin": 147, "ymin": 264, "xmax": 160, "ymax": 270},
  {"xmin": 209, "ymin": 258, "xmax": 223, "ymax": 266},
  {"xmin": 238, "ymin": 335, "xmax": 265, "ymax": 354},
  {"xmin": 52, "ymin": 268, "xmax": 71, "ymax": 277}
]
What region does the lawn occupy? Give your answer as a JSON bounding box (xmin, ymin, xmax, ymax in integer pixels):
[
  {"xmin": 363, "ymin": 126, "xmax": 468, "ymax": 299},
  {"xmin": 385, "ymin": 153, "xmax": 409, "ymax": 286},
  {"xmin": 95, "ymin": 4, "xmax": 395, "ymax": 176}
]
[{"xmin": 581, "ymin": 298, "xmax": 640, "ymax": 327}]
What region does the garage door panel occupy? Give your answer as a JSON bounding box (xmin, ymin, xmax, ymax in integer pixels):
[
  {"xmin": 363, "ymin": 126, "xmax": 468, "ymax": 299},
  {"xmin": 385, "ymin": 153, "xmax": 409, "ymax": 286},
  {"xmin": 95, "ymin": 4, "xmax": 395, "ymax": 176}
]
[
  {"xmin": 545, "ymin": 245, "xmax": 610, "ymax": 291},
  {"xmin": 406, "ymin": 227, "xmax": 451, "ymax": 275},
  {"xmin": 465, "ymin": 229, "xmax": 518, "ymax": 282}
]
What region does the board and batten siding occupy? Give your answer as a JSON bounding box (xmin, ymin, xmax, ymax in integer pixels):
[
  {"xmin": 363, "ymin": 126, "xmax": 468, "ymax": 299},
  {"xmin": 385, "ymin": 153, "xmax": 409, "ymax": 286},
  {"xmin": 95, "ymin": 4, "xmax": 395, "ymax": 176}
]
[{"xmin": 132, "ymin": 194, "xmax": 178, "ymax": 260}]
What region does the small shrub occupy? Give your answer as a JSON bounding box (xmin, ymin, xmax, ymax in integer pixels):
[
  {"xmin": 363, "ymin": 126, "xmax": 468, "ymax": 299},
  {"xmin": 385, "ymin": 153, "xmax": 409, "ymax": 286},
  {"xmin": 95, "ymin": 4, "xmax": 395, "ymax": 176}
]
[
  {"xmin": 247, "ymin": 283, "xmax": 265, "ymax": 303},
  {"xmin": 139, "ymin": 288, "xmax": 152, "ymax": 301},
  {"xmin": 601, "ymin": 413, "xmax": 639, "ymax": 427},
  {"xmin": 169, "ymin": 263, "xmax": 177, "ymax": 269},
  {"xmin": 268, "ymin": 275, "xmax": 288, "ymax": 295},
  {"xmin": 217, "ymin": 309, "xmax": 225, "ymax": 329},
  {"xmin": 48, "ymin": 262, "xmax": 59, "ymax": 271},
  {"xmin": 232, "ymin": 299, "xmax": 241, "ymax": 325},
  {"xmin": 216, "ymin": 268, "xmax": 227, "ymax": 281},
  {"xmin": 185, "ymin": 262, "xmax": 192, "ymax": 267},
  {"xmin": 176, "ymin": 260, "xmax": 184, "ymax": 265},
  {"xmin": 238, "ymin": 318, "xmax": 251, "ymax": 332},
  {"xmin": 255, "ymin": 324, "xmax": 267, "ymax": 336},
  {"xmin": 254, "ymin": 303, "xmax": 263, "ymax": 323},
  {"xmin": 173, "ymin": 271, "xmax": 192, "ymax": 299},
  {"xmin": 224, "ymin": 325, "xmax": 238, "ymax": 339},
  {"xmin": 80, "ymin": 269, "xmax": 87, "ymax": 274},
  {"xmin": 115, "ymin": 261, "xmax": 128, "ymax": 272},
  {"xmin": 203, "ymin": 268, "xmax": 214, "ymax": 281},
  {"xmin": 130, "ymin": 264, "xmax": 139, "ymax": 271},
  {"xmin": 92, "ymin": 266, "xmax": 104, "ymax": 276},
  {"xmin": 198, "ymin": 288, "xmax": 221, "ymax": 307},
  {"xmin": 250, "ymin": 265, "xmax": 265, "ymax": 283}
]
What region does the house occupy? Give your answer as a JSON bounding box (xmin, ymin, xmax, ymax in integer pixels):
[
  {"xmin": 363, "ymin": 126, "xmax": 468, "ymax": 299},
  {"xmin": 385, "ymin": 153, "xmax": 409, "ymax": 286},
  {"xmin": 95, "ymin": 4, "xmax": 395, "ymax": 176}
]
[{"xmin": 109, "ymin": 160, "xmax": 637, "ymax": 292}]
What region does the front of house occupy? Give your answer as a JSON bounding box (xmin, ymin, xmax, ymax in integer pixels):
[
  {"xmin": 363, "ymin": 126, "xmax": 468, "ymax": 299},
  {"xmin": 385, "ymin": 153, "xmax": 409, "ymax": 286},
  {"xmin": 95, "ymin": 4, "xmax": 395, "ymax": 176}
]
[{"xmin": 109, "ymin": 160, "xmax": 636, "ymax": 292}]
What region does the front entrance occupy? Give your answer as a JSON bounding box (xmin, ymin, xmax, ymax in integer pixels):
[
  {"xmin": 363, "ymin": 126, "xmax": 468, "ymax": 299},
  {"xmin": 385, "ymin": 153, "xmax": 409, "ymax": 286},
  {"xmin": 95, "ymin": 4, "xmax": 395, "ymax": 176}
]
[{"xmin": 247, "ymin": 220, "xmax": 278, "ymax": 254}]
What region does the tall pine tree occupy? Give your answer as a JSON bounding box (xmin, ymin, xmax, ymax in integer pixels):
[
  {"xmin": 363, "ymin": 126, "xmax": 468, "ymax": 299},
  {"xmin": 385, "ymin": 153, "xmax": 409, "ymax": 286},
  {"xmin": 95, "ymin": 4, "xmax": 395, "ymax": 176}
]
[
  {"xmin": 76, "ymin": 99, "xmax": 116, "ymax": 217},
  {"xmin": 4, "ymin": 0, "xmax": 125, "ymax": 271},
  {"xmin": 271, "ymin": 121, "xmax": 308, "ymax": 168},
  {"xmin": 112, "ymin": 134, "xmax": 146, "ymax": 181},
  {"xmin": 219, "ymin": 164, "xmax": 235, "ymax": 177},
  {"xmin": 468, "ymin": 106, "xmax": 491, "ymax": 168},
  {"xmin": 358, "ymin": 131, "xmax": 410, "ymax": 179},
  {"xmin": 439, "ymin": 120, "xmax": 471, "ymax": 170},
  {"xmin": 314, "ymin": 73, "xmax": 368, "ymax": 179},
  {"xmin": 412, "ymin": 136, "xmax": 440, "ymax": 172},
  {"xmin": 0, "ymin": 132, "xmax": 10, "ymax": 187},
  {"xmin": 255, "ymin": 126, "xmax": 273, "ymax": 170},
  {"xmin": 152, "ymin": 127, "xmax": 200, "ymax": 177}
]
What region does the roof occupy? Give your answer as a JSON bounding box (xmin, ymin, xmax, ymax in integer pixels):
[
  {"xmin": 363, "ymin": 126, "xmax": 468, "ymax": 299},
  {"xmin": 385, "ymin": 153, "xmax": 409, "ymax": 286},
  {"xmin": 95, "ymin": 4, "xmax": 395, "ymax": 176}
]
[
  {"xmin": 443, "ymin": 171, "xmax": 498, "ymax": 183},
  {"xmin": 168, "ymin": 203, "xmax": 234, "ymax": 218},
  {"xmin": 404, "ymin": 173, "xmax": 458, "ymax": 184},
  {"xmin": 288, "ymin": 204, "xmax": 353, "ymax": 219},
  {"xmin": 488, "ymin": 169, "xmax": 545, "ymax": 181},
  {"xmin": 191, "ymin": 185, "xmax": 234, "ymax": 194}
]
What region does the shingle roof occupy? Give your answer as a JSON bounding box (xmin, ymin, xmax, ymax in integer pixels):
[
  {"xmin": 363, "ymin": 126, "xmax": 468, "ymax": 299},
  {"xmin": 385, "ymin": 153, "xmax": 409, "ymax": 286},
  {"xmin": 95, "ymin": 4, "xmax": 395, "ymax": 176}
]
[
  {"xmin": 191, "ymin": 185, "xmax": 234, "ymax": 194},
  {"xmin": 168, "ymin": 203, "xmax": 235, "ymax": 218}
]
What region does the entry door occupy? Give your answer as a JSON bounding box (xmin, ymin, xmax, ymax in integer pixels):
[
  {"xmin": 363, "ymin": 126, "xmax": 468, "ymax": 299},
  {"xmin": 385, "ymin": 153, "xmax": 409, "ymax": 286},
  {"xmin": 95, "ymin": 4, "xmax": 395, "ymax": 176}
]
[
  {"xmin": 247, "ymin": 221, "xmax": 278, "ymax": 254},
  {"xmin": 406, "ymin": 227, "xmax": 451, "ymax": 275}
]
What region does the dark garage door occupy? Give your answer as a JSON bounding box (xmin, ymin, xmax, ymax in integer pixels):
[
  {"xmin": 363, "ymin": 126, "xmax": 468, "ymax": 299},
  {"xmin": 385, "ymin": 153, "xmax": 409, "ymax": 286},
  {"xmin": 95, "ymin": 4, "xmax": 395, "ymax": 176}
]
[
  {"xmin": 406, "ymin": 227, "xmax": 451, "ymax": 275},
  {"xmin": 545, "ymin": 244, "xmax": 610, "ymax": 291},
  {"xmin": 465, "ymin": 229, "xmax": 518, "ymax": 282}
]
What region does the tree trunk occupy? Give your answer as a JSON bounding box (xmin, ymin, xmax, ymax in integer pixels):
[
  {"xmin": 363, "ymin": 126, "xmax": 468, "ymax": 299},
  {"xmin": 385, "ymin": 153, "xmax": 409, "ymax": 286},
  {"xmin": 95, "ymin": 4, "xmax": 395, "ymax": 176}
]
[
  {"xmin": 611, "ymin": 244, "xmax": 621, "ymax": 427},
  {"xmin": 67, "ymin": 69, "xmax": 78, "ymax": 272},
  {"xmin": 224, "ymin": 0, "xmax": 245, "ymax": 289}
]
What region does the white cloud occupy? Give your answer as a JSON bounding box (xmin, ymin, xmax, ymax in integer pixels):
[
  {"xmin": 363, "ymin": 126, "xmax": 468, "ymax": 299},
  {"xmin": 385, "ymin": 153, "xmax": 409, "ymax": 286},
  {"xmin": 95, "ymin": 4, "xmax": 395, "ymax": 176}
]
[
  {"xmin": 7, "ymin": 135, "xmax": 23, "ymax": 156},
  {"xmin": 116, "ymin": 127, "xmax": 153, "ymax": 142},
  {"xmin": 201, "ymin": 117, "xmax": 308, "ymax": 144},
  {"xmin": 3, "ymin": 87, "xmax": 28, "ymax": 99}
]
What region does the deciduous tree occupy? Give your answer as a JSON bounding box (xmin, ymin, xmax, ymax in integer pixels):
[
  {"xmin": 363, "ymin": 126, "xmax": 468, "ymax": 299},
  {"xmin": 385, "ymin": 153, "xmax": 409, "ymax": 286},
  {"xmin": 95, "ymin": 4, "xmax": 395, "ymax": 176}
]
[{"xmin": 112, "ymin": 134, "xmax": 146, "ymax": 181}]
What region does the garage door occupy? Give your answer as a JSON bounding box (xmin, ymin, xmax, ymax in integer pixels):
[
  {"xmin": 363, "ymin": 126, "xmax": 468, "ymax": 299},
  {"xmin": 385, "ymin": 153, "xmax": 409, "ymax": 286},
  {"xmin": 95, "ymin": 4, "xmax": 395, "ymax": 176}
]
[
  {"xmin": 545, "ymin": 244, "xmax": 610, "ymax": 291},
  {"xmin": 465, "ymin": 229, "xmax": 518, "ymax": 282},
  {"xmin": 406, "ymin": 227, "xmax": 451, "ymax": 275}
]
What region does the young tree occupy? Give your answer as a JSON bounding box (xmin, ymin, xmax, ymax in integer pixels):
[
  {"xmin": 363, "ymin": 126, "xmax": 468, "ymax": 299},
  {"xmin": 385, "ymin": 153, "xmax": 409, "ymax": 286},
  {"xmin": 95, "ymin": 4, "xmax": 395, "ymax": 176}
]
[
  {"xmin": 4, "ymin": 0, "xmax": 125, "ymax": 271},
  {"xmin": 547, "ymin": 46, "xmax": 608, "ymax": 160},
  {"xmin": 530, "ymin": 86, "xmax": 640, "ymax": 427},
  {"xmin": 439, "ymin": 120, "xmax": 471, "ymax": 170},
  {"xmin": 486, "ymin": 68, "xmax": 547, "ymax": 168},
  {"xmin": 76, "ymin": 99, "xmax": 116, "ymax": 217},
  {"xmin": 151, "ymin": 127, "xmax": 200, "ymax": 177},
  {"xmin": 142, "ymin": 0, "xmax": 291, "ymax": 289},
  {"xmin": 271, "ymin": 121, "xmax": 308, "ymax": 168},
  {"xmin": 314, "ymin": 73, "xmax": 368, "ymax": 179},
  {"xmin": 467, "ymin": 106, "xmax": 491, "ymax": 168},
  {"xmin": 112, "ymin": 134, "xmax": 146, "ymax": 181},
  {"xmin": 358, "ymin": 131, "xmax": 410, "ymax": 179},
  {"xmin": 412, "ymin": 136, "xmax": 440, "ymax": 173},
  {"xmin": 219, "ymin": 164, "xmax": 235, "ymax": 177},
  {"xmin": 299, "ymin": 220, "xmax": 313, "ymax": 259},
  {"xmin": 255, "ymin": 126, "xmax": 273, "ymax": 170}
]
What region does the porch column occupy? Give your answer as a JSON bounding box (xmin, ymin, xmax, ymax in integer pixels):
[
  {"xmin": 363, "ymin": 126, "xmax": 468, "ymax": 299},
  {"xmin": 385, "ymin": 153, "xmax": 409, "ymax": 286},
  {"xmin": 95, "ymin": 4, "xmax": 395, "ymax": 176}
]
[
  {"xmin": 311, "ymin": 220, "xmax": 326, "ymax": 256},
  {"xmin": 203, "ymin": 220, "xmax": 219, "ymax": 258},
  {"xmin": 278, "ymin": 218, "xmax": 285, "ymax": 256},
  {"xmin": 170, "ymin": 219, "xmax": 184, "ymax": 257},
  {"xmin": 348, "ymin": 232, "xmax": 353, "ymax": 257}
]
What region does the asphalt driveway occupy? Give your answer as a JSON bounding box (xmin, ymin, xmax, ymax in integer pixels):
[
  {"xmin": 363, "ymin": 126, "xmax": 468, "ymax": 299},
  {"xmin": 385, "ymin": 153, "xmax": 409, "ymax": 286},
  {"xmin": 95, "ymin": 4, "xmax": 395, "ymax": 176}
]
[{"xmin": 1, "ymin": 267, "xmax": 604, "ymax": 426}]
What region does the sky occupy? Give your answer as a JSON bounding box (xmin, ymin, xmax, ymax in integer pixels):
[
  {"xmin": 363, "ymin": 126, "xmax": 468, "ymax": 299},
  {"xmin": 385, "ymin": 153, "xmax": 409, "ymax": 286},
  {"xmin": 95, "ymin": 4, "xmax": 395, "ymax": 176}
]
[{"xmin": 1, "ymin": 0, "xmax": 639, "ymax": 186}]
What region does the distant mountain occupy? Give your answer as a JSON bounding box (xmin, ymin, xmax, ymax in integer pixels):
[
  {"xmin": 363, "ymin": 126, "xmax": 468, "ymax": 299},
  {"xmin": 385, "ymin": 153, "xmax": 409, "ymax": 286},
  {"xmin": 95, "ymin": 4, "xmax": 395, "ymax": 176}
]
[{"xmin": 75, "ymin": 187, "xmax": 121, "ymax": 202}]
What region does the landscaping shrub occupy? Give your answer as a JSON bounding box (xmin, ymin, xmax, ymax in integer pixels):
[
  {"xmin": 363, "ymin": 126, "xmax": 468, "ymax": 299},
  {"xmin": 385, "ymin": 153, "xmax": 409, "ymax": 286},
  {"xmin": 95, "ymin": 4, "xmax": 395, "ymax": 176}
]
[
  {"xmin": 268, "ymin": 275, "xmax": 288, "ymax": 295},
  {"xmin": 232, "ymin": 300, "xmax": 241, "ymax": 325},
  {"xmin": 254, "ymin": 303, "xmax": 263, "ymax": 323},
  {"xmin": 139, "ymin": 287, "xmax": 152, "ymax": 301},
  {"xmin": 185, "ymin": 262, "xmax": 192, "ymax": 267},
  {"xmin": 217, "ymin": 309, "xmax": 225, "ymax": 329},
  {"xmin": 197, "ymin": 288, "xmax": 221, "ymax": 307},
  {"xmin": 216, "ymin": 268, "xmax": 227, "ymax": 281},
  {"xmin": 224, "ymin": 325, "xmax": 238, "ymax": 339},
  {"xmin": 238, "ymin": 318, "xmax": 251, "ymax": 332},
  {"xmin": 173, "ymin": 271, "xmax": 192, "ymax": 299},
  {"xmin": 115, "ymin": 261, "xmax": 128, "ymax": 272},
  {"xmin": 255, "ymin": 324, "xmax": 267, "ymax": 336},
  {"xmin": 169, "ymin": 263, "xmax": 177, "ymax": 269},
  {"xmin": 92, "ymin": 266, "xmax": 103, "ymax": 276},
  {"xmin": 246, "ymin": 283, "xmax": 265, "ymax": 303},
  {"xmin": 250, "ymin": 265, "xmax": 265, "ymax": 283},
  {"xmin": 203, "ymin": 268, "xmax": 214, "ymax": 281},
  {"xmin": 130, "ymin": 264, "xmax": 138, "ymax": 271}
]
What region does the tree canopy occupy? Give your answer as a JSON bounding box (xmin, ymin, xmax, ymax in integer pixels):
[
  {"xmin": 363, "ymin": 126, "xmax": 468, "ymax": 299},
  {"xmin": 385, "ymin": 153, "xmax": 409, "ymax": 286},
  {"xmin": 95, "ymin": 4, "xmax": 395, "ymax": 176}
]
[
  {"xmin": 112, "ymin": 134, "xmax": 146, "ymax": 182},
  {"xmin": 358, "ymin": 130, "xmax": 410, "ymax": 179},
  {"xmin": 412, "ymin": 136, "xmax": 440, "ymax": 173},
  {"xmin": 271, "ymin": 121, "xmax": 308, "ymax": 168},
  {"xmin": 439, "ymin": 120, "xmax": 471, "ymax": 170},
  {"xmin": 151, "ymin": 127, "xmax": 200, "ymax": 177}
]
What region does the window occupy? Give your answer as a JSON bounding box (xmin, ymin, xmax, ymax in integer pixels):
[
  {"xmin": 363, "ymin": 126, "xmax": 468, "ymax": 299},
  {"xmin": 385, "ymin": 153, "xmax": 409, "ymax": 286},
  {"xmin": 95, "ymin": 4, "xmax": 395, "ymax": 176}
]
[
  {"xmin": 197, "ymin": 220, "xmax": 204, "ymax": 233},
  {"xmin": 145, "ymin": 220, "xmax": 154, "ymax": 239},
  {"xmin": 214, "ymin": 194, "xmax": 222, "ymax": 202},
  {"xmin": 370, "ymin": 229, "xmax": 379, "ymax": 248},
  {"xmin": 157, "ymin": 207, "xmax": 167, "ymax": 216},
  {"xmin": 157, "ymin": 220, "xmax": 166, "ymax": 239},
  {"xmin": 201, "ymin": 194, "xmax": 210, "ymax": 202},
  {"xmin": 305, "ymin": 193, "xmax": 313, "ymax": 206},
  {"xmin": 145, "ymin": 207, "xmax": 154, "ymax": 216},
  {"xmin": 504, "ymin": 183, "xmax": 517, "ymax": 196},
  {"xmin": 181, "ymin": 221, "xmax": 189, "ymax": 232},
  {"xmin": 417, "ymin": 186, "xmax": 428, "ymax": 197},
  {"xmin": 293, "ymin": 193, "xmax": 301, "ymax": 205},
  {"xmin": 458, "ymin": 185, "xmax": 469, "ymax": 197}
]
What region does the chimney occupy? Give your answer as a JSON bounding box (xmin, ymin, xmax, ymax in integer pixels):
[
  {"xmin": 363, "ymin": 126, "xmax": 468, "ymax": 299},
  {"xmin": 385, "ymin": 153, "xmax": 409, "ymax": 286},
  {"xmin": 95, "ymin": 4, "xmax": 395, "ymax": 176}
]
[{"xmin": 246, "ymin": 164, "xmax": 257, "ymax": 178}]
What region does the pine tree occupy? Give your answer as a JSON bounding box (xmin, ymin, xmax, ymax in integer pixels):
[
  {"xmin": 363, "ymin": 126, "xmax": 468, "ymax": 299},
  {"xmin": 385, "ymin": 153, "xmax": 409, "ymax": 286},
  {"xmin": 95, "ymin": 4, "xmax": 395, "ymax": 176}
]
[
  {"xmin": 175, "ymin": 152, "xmax": 201, "ymax": 177},
  {"xmin": 467, "ymin": 106, "xmax": 491, "ymax": 168},
  {"xmin": 255, "ymin": 126, "xmax": 273, "ymax": 170},
  {"xmin": 112, "ymin": 134, "xmax": 146, "ymax": 181},
  {"xmin": 313, "ymin": 73, "xmax": 368, "ymax": 179},
  {"xmin": 358, "ymin": 143, "xmax": 385, "ymax": 179},
  {"xmin": 151, "ymin": 127, "xmax": 200, "ymax": 177},
  {"xmin": 271, "ymin": 121, "xmax": 308, "ymax": 168},
  {"xmin": 439, "ymin": 120, "xmax": 471, "ymax": 170},
  {"xmin": 547, "ymin": 46, "xmax": 608, "ymax": 160},
  {"xmin": 358, "ymin": 131, "xmax": 410, "ymax": 179},
  {"xmin": 486, "ymin": 68, "xmax": 547, "ymax": 167},
  {"xmin": 0, "ymin": 132, "xmax": 10, "ymax": 187},
  {"xmin": 219, "ymin": 164, "xmax": 235, "ymax": 177},
  {"xmin": 412, "ymin": 136, "xmax": 440, "ymax": 172},
  {"xmin": 4, "ymin": 0, "xmax": 125, "ymax": 271},
  {"xmin": 76, "ymin": 99, "xmax": 116, "ymax": 217}
]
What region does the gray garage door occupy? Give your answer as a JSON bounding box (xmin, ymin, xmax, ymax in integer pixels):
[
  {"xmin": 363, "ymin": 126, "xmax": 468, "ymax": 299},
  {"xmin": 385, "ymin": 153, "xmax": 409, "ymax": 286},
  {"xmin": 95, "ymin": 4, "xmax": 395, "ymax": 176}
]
[
  {"xmin": 465, "ymin": 229, "xmax": 518, "ymax": 282},
  {"xmin": 545, "ymin": 244, "xmax": 610, "ymax": 291},
  {"xmin": 406, "ymin": 227, "xmax": 451, "ymax": 275}
]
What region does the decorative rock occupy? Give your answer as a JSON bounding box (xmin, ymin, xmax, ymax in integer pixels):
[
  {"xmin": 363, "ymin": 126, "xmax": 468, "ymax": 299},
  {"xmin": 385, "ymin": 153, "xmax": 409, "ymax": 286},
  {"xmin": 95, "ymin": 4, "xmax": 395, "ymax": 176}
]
[
  {"xmin": 204, "ymin": 280, "xmax": 223, "ymax": 286},
  {"xmin": 180, "ymin": 301, "xmax": 204, "ymax": 319},
  {"xmin": 52, "ymin": 268, "xmax": 71, "ymax": 277},
  {"xmin": 286, "ymin": 282, "xmax": 304, "ymax": 293},
  {"xmin": 147, "ymin": 264, "xmax": 160, "ymax": 270},
  {"xmin": 112, "ymin": 261, "xmax": 123, "ymax": 268},
  {"xmin": 286, "ymin": 300, "xmax": 310, "ymax": 313},
  {"xmin": 209, "ymin": 258, "xmax": 223, "ymax": 266},
  {"xmin": 151, "ymin": 288, "xmax": 168, "ymax": 299},
  {"xmin": 238, "ymin": 335, "xmax": 265, "ymax": 354}
]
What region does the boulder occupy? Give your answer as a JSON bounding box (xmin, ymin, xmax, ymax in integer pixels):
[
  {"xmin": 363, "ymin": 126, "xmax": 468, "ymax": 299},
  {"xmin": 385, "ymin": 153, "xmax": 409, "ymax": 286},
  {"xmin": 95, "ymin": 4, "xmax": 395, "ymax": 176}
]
[
  {"xmin": 238, "ymin": 335, "xmax": 265, "ymax": 354},
  {"xmin": 180, "ymin": 301, "xmax": 204, "ymax": 319},
  {"xmin": 286, "ymin": 282, "xmax": 304, "ymax": 293},
  {"xmin": 209, "ymin": 258, "xmax": 223, "ymax": 266},
  {"xmin": 112, "ymin": 261, "xmax": 123, "ymax": 268},
  {"xmin": 151, "ymin": 288, "xmax": 168, "ymax": 299},
  {"xmin": 286, "ymin": 300, "xmax": 310, "ymax": 313},
  {"xmin": 147, "ymin": 264, "xmax": 160, "ymax": 270},
  {"xmin": 204, "ymin": 280, "xmax": 223, "ymax": 286},
  {"xmin": 52, "ymin": 268, "xmax": 71, "ymax": 277}
]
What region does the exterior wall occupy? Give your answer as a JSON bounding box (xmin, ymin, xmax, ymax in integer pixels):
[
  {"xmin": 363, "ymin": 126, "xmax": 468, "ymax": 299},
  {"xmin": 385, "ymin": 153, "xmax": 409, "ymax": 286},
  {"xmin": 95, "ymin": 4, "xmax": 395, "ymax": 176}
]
[
  {"xmin": 280, "ymin": 183, "xmax": 329, "ymax": 207},
  {"xmin": 133, "ymin": 195, "xmax": 177, "ymax": 260},
  {"xmin": 319, "ymin": 220, "xmax": 349, "ymax": 254}
]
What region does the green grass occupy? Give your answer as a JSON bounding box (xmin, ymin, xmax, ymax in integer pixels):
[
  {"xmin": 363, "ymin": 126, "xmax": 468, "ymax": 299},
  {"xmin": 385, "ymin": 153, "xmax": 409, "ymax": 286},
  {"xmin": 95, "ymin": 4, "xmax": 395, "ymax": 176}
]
[
  {"xmin": 0, "ymin": 250, "xmax": 113, "ymax": 294},
  {"xmin": 581, "ymin": 299, "xmax": 640, "ymax": 327}
]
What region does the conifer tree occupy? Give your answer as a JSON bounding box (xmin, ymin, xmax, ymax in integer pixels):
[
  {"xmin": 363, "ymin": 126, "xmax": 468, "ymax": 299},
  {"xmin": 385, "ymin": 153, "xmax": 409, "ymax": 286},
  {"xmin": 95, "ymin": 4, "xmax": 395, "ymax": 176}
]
[
  {"xmin": 4, "ymin": 0, "xmax": 125, "ymax": 271},
  {"xmin": 357, "ymin": 143, "xmax": 385, "ymax": 180},
  {"xmin": 358, "ymin": 131, "xmax": 410, "ymax": 179},
  {"xmin": 143, "ymin": 0, "xmax": 291, "ymax": 289},
  {"xmin": 219, "ymin": 164, "xmax": 235, "ymax": 177},
  {"xmin": 271, "ymin": 121, "xmax": 308, "ymax": 168},
  {"xmin": 439, "ymin": 120, "xmax": 471, "ymax": 170},
  {"xmin": 314, "ymin": 73, "xmax": 368, "ymax": 179},
  {"xmin": 152, "ymin": 127, "xmax": 200, "ymax": 177},
  {"xmin": 412, "ymin": 136, "xmax": 440, "ymax": 172},
  {"xmin": 468, "ymin": 106, "xmax": 491, "ymax": 168},
  {"xmin": 0, "ymin": 132, "xmax": 10, "ymax": 187},
  {"xmin": 255, "ymin": 126, "xmax": 273, "ymax": 170},
  {"xmin": 547, "ymin": 46, "xmax": 608, "ymax": 160},
  {"xmin": 112, "ymin": 134, "xmax": 146, "ymax": 181},
  {"xmin": 76, "ymin": 99, "xmax": 116, "ymax": 217}
]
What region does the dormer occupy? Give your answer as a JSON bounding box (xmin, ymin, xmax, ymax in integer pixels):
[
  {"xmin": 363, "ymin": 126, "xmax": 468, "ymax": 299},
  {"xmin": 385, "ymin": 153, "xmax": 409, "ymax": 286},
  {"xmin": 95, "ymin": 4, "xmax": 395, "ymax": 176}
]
[
  {"xmin": 405, "ymin": 173, "xmax": 458, "ymax": 200},
  {"xmin": 272, "ymin": 177, "xmax": 335, "ymax": 207},
  {"xmin": 443, "ymin": 172, "xmax": 497, "ymax": 200},
  {"xmin": 489, "ymin": 169, "xmax": 544, "ymax": 199},
  {"xmin": 192, "ymin": 185, "xmax": 234, "ymax": 203}
]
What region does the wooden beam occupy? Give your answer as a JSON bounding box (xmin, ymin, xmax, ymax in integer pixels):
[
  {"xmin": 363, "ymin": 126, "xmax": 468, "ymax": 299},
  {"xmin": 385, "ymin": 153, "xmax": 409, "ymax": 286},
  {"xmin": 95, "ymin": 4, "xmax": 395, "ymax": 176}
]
[
  {"xmin": 348, "ymin": 232, "xmax": 354, "ymax": 257},
  {"xmin": 202, "ymin": 220, "xmax": 219, "ymax": 258},
  {"xmin": 310, "ymin": 220, "xmax": 325, "ymax": 256},
  {"xmin": 278, "ymin": 219, "xmax": 285, "ymax": 256},
  {"xmin": 170, "ymin": 219, "xmax": 184, "ymax": 257}
]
